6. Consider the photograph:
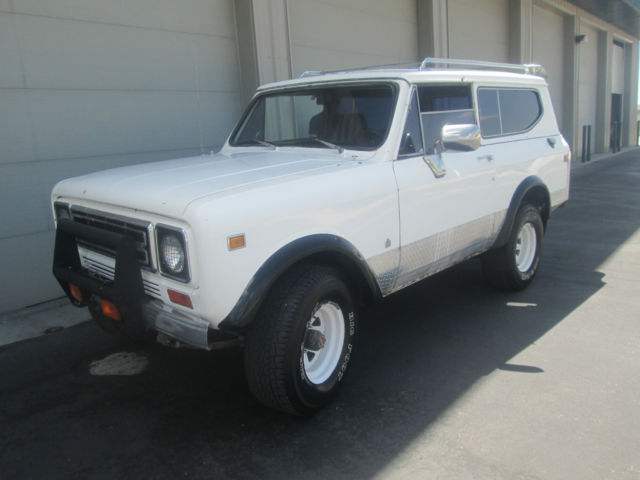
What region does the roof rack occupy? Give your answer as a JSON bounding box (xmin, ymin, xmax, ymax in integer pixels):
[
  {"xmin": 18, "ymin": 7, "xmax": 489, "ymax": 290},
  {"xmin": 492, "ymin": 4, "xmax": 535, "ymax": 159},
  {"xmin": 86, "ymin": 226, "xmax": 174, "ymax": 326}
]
[
  {"xmin": 299, "ymin": 57, "xmax": 546, "ymax": 79},
  {"xmin": 419, "ymin": 57, "xmax": 546, "ymax": 77}
]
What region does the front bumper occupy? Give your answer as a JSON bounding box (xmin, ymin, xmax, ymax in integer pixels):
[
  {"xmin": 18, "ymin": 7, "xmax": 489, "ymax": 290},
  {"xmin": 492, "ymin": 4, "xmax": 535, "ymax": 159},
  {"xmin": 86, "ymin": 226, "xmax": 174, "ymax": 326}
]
[{"xmin": 52, "ymin": 218, "xmax": 218, "ymax": 350}]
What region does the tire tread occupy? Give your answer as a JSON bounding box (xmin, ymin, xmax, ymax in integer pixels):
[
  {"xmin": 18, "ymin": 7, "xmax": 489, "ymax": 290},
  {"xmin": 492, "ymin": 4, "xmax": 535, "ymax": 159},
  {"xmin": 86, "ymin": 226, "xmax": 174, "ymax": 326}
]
[{"xmin": 244, "ymin": 264, "xmax": 339, "ymax": 415}]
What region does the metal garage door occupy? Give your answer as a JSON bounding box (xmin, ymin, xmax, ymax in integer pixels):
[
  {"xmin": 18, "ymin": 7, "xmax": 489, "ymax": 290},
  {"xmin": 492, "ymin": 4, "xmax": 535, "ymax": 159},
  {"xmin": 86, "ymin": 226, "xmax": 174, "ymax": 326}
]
[
  {"xmin": 533, "ymin": 5, "xmax": 566, "ymax": 137},
  {"xmin": 288, "ymin": 0, "xmax": 418, "ymax": 76},
  {"xmin": 0, "ymin": 1, "xmax": 242, "ymax": 312},
  {"xmin": 447, "ymin": 0, "xmax": 510, "ymax": 62}
]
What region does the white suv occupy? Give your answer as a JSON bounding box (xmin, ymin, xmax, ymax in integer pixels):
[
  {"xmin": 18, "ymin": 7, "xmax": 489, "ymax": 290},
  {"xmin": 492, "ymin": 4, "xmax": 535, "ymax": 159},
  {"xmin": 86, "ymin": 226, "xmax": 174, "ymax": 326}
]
[{"xmin": 52, "ymin": 58, "xmax": 571, "ymax": 415}]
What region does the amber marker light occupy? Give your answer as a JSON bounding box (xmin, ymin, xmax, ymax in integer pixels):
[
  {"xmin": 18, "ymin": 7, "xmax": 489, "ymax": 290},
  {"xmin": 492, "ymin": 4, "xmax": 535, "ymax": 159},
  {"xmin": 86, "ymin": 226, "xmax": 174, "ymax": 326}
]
[
  {"xmin": 228, "ymin": 234, "xmax": 246, "ymax": 250},
  {"xmin": 101, "ymin": 299, "xmax": 122, "ymax": 321},
  {"xmin": 69, "ymin": 283, "xmax": 83, "ymax": 303},
  {"xmin": 168, "ymin": 289, "xmax": 193, "ymax": 309}
]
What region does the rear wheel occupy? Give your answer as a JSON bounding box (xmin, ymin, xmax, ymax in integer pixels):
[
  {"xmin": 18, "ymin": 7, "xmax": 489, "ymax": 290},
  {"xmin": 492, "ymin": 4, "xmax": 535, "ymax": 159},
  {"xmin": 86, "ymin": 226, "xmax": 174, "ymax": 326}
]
[
  {"xmin": 244, "ymin": 265, "xmax": 357, "ymax": 415},
  {"xmin": 482, "ymin": 204, "xmax": 544, "ymax": 291}
]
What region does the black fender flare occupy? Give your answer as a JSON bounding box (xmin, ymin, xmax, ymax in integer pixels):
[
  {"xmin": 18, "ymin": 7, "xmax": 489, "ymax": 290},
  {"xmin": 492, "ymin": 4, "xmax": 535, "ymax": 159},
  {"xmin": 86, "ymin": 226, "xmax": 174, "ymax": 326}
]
[
  {"xmin": 493, "ymin": 176, "xmax": 550, "ymax": 248},
  {"xmin": 219, "ymin": 234, "xmax": 381, "ymax": 332}
]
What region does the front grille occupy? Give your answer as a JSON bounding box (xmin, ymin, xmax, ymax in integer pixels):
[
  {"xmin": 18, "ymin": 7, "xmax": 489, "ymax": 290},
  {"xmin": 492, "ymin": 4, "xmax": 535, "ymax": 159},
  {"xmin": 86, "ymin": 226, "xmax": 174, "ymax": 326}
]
[
  {"xmin": 70, "ymin": 206, "xmax": 153, "ymax": 268},
  {"xmin": 81, "ymin": 254, "xmax": 162, "ymax": 299}
]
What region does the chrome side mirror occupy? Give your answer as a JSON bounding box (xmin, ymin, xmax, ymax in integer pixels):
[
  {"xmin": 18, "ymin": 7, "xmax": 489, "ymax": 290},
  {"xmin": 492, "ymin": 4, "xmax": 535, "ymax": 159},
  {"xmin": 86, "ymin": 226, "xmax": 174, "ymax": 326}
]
[{"xmin": 441, "ymin": 124, "xmax": 481, "ymax": 152}]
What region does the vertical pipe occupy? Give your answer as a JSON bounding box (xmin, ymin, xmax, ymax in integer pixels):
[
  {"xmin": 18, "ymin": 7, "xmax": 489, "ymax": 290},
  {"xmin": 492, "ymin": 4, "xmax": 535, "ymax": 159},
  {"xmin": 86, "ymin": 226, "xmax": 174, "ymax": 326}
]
[
  {"xmin": 582, "ymin": 125, "xmax": 586, "ymax": 162},
  {"xmin": 587, "ymin": 125, "xmax": 592, "ymax": 161}
]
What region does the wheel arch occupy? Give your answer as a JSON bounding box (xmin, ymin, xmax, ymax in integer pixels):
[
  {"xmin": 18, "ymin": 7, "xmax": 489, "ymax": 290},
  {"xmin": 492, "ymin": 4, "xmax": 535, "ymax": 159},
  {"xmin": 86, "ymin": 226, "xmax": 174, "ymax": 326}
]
[
  {"xmin": 219, "ymin": 234, "xmax": 381, "ymax": 332},
  {"xmin": 493, "ymin": 176, "xmax": 550, "ymax": 249}
]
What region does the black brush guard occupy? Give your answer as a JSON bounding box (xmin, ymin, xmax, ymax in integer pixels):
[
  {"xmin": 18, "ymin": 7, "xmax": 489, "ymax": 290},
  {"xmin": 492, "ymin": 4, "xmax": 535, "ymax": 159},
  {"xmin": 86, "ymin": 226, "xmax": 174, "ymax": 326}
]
[{"xmin": 52, "ymin": 218, "xmax": 149, "ymax": 339}]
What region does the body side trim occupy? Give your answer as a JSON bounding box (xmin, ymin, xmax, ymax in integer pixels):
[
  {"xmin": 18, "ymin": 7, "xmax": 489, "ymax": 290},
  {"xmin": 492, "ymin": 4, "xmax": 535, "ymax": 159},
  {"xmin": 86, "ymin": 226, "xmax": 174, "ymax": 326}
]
[{"xmin": 392, "ymin": 210, "xmax": 506, "ymax": 293}]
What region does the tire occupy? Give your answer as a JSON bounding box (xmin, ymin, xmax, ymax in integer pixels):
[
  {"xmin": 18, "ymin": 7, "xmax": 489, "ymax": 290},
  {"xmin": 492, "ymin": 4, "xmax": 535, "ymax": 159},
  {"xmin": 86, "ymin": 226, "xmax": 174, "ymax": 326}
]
[
  {"xmin": 244, "ymin": 264, "xmax": 357, "ymax": 415},
  {"xmin": 482, "ymin": 204, "xmax": 544, "ymax": 291}
]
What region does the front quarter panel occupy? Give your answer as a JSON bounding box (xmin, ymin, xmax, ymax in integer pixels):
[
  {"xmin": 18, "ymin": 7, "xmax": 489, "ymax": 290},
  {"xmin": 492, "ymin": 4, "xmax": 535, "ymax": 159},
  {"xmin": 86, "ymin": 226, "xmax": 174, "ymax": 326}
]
[{"xmin": 185, "ymin": 160, "xmax": 400, "ymax": 329}]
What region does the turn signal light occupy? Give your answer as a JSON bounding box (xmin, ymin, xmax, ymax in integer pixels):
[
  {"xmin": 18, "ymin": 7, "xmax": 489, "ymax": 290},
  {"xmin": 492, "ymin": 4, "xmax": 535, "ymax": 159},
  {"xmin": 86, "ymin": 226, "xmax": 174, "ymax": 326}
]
[
  {"xmin": 101, "ymin": 299, "xmax": 122, "ymax": 321},
  {"xmin": 168, "ymin": 289, "xmax": 193, "ymax": 309},
  {"xmin": 69, "ymin": 283, "xmax": 83, "ymax": 303},
  {"xmin": 228, "ymin": 234, "xmax": 246, "ymax": 250}
]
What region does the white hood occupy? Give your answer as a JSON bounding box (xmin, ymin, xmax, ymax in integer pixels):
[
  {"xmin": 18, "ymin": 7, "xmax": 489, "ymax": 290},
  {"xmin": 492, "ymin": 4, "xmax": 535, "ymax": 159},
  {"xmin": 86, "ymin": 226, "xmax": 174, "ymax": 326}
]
[{"xmin": 52, "ymin": 150, "xmax": 354, "ymax": 218}]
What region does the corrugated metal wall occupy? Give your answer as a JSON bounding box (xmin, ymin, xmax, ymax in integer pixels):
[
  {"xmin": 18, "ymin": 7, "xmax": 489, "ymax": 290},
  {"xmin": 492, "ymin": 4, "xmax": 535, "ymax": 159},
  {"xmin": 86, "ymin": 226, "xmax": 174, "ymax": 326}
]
[
  {"xmin": 447, "ymin": 0, "xmax": 510, "ymax": 62},
  {"xmin": 0, "ymin": 0, "xmax": 242, "ymax": 312},
  {"xmin": 288, "ymin": 0, "xmax": 418, "ymax": 76},
  {"xmin": 533, "ymin": 4, "xmax": 566, "ymax": 134}
]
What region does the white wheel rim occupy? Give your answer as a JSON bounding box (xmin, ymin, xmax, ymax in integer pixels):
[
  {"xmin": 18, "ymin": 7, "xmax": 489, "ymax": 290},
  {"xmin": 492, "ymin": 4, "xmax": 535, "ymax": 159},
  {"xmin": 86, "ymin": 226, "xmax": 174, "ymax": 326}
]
[
  {"xmin": 515, "ymin": 222, "xmax": 537, "ymax": 272},
  {"xmin": 302, "ymin": 301, "xmax": 345, "ymax": 385}
]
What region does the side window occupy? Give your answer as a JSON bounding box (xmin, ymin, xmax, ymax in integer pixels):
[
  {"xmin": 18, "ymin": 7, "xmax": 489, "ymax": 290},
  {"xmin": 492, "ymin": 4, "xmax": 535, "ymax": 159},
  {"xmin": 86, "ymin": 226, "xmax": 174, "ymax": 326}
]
[
  {"xmin": 398, "ymin": 89, "xmax": 424, "ymax": 157},
  {"xmin": 499, "ymin": 89, "xmax": 542, "ymax": 134},
  {"xmin": 418, "ymin": 85, "xmax": 475, "ymax": 153},
  {"xmin": 477, "ymin": 89, "xmax": 500, "ymax": 136},
  {"xmin": 477, "ymin": 87, "xmax": 542, "ymax": 137}
]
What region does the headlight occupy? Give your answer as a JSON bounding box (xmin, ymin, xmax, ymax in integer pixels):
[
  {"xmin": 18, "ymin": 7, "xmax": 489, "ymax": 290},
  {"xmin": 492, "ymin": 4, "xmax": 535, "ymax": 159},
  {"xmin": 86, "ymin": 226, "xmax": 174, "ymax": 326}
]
[{"xmin": 156, "ymin": 226, "xmax": 190, "ymax": 282}]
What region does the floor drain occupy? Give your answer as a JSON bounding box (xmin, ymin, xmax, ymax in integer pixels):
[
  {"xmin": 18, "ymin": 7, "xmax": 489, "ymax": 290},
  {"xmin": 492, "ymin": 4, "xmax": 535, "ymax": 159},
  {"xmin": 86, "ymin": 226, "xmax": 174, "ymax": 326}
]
[{"xmin": 89, "ymin": 352, "xmax": 149, "ymax": 376}]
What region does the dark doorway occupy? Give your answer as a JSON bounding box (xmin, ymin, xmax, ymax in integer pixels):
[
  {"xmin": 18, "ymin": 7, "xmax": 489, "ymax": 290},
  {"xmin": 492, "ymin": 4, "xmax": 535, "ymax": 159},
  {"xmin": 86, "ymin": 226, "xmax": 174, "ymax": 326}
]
[{"xmin": 611, "ymin": 93, "xmax": 623, "ymax": 153}]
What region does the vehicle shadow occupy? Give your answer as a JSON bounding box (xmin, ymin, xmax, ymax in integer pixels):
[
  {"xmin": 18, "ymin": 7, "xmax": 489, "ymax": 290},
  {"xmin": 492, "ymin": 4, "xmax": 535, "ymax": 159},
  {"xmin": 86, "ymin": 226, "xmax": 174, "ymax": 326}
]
[{"xmin": 1, "ymin": 152, "xmax": 638, "ymax": 479}]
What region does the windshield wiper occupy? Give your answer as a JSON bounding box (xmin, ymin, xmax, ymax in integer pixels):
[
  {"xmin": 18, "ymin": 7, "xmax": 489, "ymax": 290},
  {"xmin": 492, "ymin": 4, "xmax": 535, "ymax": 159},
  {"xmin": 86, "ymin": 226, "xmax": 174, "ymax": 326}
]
[
  {"xmin": 312, "ymin": 138, "xmax": 344, "ymax": 154},
  {"xmin": 238, "ymin": 139, "xmax": 277, "ymax": 150}
]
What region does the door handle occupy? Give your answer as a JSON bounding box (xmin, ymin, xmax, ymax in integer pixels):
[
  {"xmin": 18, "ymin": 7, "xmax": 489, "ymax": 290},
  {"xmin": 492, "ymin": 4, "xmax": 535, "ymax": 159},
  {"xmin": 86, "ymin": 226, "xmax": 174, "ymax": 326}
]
[
  {"xmin": 547, "ymin": 137, "xmax": 556, "ymax": 148},
  {"xmin": 477, "ymin": 154, "xmax": 493, "ymax": 161}
]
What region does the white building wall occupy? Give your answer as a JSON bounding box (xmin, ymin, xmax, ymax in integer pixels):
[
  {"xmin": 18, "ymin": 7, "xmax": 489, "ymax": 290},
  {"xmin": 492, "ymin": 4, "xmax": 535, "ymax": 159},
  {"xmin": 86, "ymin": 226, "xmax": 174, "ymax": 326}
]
[
  {"xmin": 532, "ymin": 4, "xmax": 566, "ymax": 133},
  {"xmin": 0, "ymin": 0, "xmax": 242, "ymax": 312},
  {"xmin": 611, "ymin": 43, "xmax": 625, "ymax": 94},
  {"xmin": 447, "ymin": 0, "xmax": 510, "ymax": 62},
  {"xmin": 577, "ymin": 22, "xmax": 600, "ymax": 157},
  {"xmin": 288, "ymin": 0, "xmax": 418, "ymax": 76}
]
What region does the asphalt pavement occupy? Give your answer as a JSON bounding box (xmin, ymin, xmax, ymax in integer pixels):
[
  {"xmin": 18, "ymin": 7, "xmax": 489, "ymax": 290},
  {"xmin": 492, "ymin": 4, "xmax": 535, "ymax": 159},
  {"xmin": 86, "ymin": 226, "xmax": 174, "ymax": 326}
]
[{"xmin": 1, "ymin": 150, "xmax": 639, "ymax": 479}]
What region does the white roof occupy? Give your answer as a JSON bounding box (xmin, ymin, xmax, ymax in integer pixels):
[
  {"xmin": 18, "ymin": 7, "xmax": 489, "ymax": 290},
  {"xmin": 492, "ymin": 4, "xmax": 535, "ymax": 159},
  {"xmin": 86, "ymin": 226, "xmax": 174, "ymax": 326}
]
[{"xmin": 257, "ymin": 68, "xmax": 548, "ymax": 92}]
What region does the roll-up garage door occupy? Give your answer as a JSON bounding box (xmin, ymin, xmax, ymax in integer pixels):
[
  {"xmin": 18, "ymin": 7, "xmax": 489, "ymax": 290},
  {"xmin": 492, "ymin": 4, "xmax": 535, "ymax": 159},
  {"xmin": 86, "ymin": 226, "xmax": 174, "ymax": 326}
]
[
  {"xmin": 288, "ymin": 0, "xmax": 418, "ymax": 76},
  {"xmin": 447, "ymin": 0, "xmax": 510, "ymax": 62},
  {"xmin": 533, "ymin": 5, "xmax": 566, "ymax": 135}
]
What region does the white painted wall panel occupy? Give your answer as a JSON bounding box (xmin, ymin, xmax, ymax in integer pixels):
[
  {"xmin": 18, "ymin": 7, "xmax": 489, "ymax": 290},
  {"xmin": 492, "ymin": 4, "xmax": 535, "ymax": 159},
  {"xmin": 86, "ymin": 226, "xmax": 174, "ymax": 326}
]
[
  {"xmin": 10, "ymin": 0, "xmax": 236, "ymax": 37},
  {"xmin": 0, "ymin": 232, "xmax": 62, "ymax": 310},
  {"xmin": 0, "ymin": 14, "xmax": 25, "ymax": 88},
  {"xmin": 612, "ymin": 43, "xmax": 625, "ymax": 94},
  {"xmin": 0, "ymin": 2, "xmax": 241, "ymax": 312},
  {"xmin": 447, "ymin": 0, "xmax": 509, "ymax": 62},
  {"xmin": 578, "ymin": 23, "xmax": 599, "ymax": 156},
  {"xmin": 14, "ymin": 14, "xmax": 239, "ymax": 92},
  {"xmin": 532, "ymin": 5, "xmax": 565, "ymax": 133},
  {"xmin": 289, "ymin": 0, "xmax": 418, "ymax": 76}
]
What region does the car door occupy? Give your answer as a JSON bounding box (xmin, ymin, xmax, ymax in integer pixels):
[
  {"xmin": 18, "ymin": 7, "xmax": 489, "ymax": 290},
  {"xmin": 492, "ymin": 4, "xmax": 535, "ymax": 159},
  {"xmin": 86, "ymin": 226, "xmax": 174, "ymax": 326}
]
[{"xmin": 392, "ymin": 84, "xmax": 500, "ymax": 291}]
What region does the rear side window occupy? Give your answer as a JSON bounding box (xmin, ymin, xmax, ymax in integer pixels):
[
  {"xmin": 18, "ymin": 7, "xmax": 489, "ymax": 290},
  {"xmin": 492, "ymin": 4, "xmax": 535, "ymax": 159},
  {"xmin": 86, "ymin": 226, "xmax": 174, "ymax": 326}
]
[{"xmin": 477, "ymin": 88, "xmax": 542, "ymax": 137}]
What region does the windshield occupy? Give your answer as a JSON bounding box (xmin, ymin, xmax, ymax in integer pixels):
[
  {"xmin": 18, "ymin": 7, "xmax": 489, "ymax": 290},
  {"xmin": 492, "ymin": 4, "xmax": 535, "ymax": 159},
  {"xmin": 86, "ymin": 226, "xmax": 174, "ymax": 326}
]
[{"xmin": 230, "ymin": 83, "xmax": 396, "ymax": 150}]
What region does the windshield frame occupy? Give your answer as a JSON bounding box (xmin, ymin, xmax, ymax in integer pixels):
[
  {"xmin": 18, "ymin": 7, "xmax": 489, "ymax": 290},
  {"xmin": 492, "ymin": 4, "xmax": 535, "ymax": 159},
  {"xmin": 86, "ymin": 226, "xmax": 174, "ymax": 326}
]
[{"xmin": 228, "ymin": 80, "xmax": 399, "ymax": 152}]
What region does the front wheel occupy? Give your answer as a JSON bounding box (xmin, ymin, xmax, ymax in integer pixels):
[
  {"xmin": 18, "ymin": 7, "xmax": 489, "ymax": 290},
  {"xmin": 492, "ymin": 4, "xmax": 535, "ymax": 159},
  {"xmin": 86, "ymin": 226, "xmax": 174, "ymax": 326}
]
[
  {"xmin": 482, "ymin": 204, "xmax": 544, "ymax": 291},
  {"xmin": 244, "ymin": 265, "xmax": 357, "ymax": 415}
]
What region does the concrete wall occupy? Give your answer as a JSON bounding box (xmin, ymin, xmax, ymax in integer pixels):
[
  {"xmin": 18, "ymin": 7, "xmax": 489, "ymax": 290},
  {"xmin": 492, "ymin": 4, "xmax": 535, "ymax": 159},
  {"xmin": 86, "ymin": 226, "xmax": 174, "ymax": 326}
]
[{"xmin": 0, "ymin": 0, "xmax": 242, "ymax": 312}]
